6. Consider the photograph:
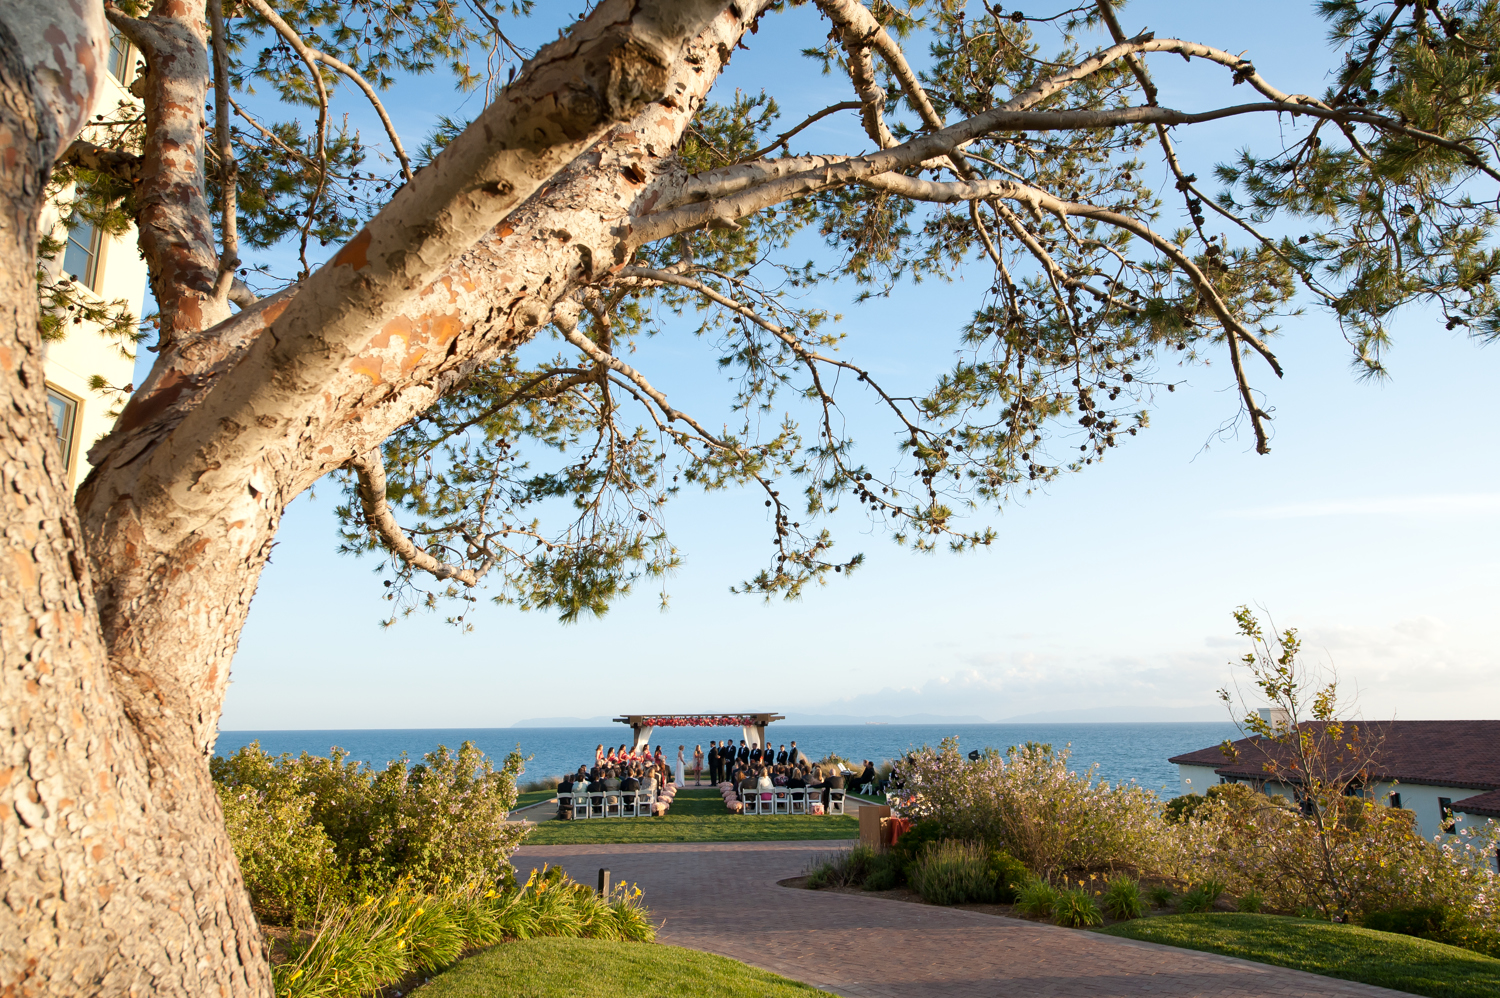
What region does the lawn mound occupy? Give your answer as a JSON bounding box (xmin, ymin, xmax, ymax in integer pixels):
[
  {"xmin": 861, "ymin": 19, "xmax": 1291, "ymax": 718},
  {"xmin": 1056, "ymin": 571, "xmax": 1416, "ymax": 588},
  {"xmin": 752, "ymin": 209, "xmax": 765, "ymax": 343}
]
[
  {"xmin": 521, "ymin": 788, "xmax": 858, "ymax": 845},
  {"xmin": 1098, "ymin": 912, "xmax": 1500, "ymax": 998},
  {"xmin": 412, "ymin": 937, "xmax": 832, "ymax": 997}
]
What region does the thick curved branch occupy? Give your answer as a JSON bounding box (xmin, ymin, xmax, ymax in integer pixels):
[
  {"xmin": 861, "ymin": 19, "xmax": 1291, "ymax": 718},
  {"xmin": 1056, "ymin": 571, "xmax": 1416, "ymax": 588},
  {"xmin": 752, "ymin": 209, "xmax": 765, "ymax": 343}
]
[
  {"xmin": 60, "ymin": 139, "xmax": 142, "ymax": 182},
  {"xmin": 816, "ymin": 0, "xmax": 946, "ymax": 136},
  {"xmin": 350, "ymin": 448, "xmax": 484, "ymax": 585}
]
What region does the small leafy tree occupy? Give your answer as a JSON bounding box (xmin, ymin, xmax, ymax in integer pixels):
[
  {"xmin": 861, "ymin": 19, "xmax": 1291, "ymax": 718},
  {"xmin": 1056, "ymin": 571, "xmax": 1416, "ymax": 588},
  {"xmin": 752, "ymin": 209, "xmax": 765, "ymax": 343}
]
[{"xmin": 1204, "ymin": 607, "xmax": 1500, "ymax": 922}]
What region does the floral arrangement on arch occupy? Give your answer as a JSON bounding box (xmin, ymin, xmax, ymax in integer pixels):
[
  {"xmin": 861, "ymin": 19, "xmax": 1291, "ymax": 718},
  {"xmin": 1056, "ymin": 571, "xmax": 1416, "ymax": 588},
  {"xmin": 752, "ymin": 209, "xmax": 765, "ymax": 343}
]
[{"xmin": 639, "ymin": 716, "xmax": 758, "ymax": 728}]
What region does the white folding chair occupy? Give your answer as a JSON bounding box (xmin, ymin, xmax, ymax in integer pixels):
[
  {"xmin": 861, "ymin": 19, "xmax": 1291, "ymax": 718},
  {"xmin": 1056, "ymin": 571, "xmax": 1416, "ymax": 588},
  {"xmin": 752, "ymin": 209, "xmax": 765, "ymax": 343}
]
[
  {"xmin": 571, "ymin": 793, "xmax": 589, "ymax": 820},
  {"xmin": 789, "ymin": 789, "xmax": 807, "ymax": 814},
  {"xmin": 554, "ymin": 791, "xmax": 570, "ymax": 818},
  {"xmin": 827, "ymin": 789, "xmax": 845, "ymax": 815},
  {"xmin": 638, "ymin": 790, "xmax": 655, "ymax": 816},
  {"xmin": 604, "ymin": 792, "xmax": 622, "ymax": 817},
  {"xmin": 773, "ymin": 789, "xmax": 790, "ymax": 814},
  {"xmin": 740, "ymin": 790, "xmax": 758, "ymax": 815},
  {"xmin": 619, "ymin": 791, "xmax": 637, "ymax": 817},
  {"xmin": 589, "ymin": 793, "xmax": 607, "ymax": 818}
]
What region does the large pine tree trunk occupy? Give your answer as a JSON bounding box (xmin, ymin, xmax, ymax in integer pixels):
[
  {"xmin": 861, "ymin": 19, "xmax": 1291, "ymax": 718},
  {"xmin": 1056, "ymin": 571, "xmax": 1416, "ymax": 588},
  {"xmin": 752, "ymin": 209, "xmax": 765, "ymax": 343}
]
[
  {"xmin": 1, "ymin": 0, "xmax": 754, "ymax": 992},
  {"xmin": 0, "ymin": 9, "xmax": 270, "ymax": 996}
]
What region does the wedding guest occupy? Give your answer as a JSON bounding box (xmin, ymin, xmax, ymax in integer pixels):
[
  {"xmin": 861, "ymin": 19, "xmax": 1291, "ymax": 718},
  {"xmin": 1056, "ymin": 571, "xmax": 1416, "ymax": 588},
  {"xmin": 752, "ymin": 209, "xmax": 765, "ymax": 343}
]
[
  {"xmin": 693, "ymin": 744, "xmax": 705, "ymax": 785},
  {"xmin": 756, "ymin": 767, "xmax": 774, "ymax": 793},
  {"xmin": 772, "ymin": 767, "xmax": 788, "ymax": 787},
  {"xmin": 821, "ymin": 766, "xmax": 843, "ymax": 810},
  {"xmin": 603, "ymin": 768, "xmax": 621, "ymax": 791},
  {"xmin": 787, "ymin": 768, "xmax": 806, "ymax": 789},
  {"xmin": 776, "ymin": 744, "xmax": 789, "ymax": 766},
  {"xmin": 620, "ymin": 769, "xmax": 640, "ymax": 792},
  {"xmin": 640, "ymin": 767, "xmax": 656, "ymax": 795},
  {"xmin": 855, "ymin": 760, "xmax": 876, "ymax": 793}
]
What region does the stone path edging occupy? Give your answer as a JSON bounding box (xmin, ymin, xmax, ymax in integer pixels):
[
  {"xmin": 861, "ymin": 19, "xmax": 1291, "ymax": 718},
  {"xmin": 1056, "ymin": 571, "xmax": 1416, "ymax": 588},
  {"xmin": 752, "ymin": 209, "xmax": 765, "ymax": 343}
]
[{"xmin": 513, "ymin": 840, "xmax": 1414, "ymax": 998}]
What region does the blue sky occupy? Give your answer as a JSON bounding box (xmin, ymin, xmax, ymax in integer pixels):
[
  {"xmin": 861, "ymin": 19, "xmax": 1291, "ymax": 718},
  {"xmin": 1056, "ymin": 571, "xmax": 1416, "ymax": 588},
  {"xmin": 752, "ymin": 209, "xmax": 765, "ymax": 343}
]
[{"xmin": 197, "ymin": 2, "xmax": 1500, "ymax": 729}]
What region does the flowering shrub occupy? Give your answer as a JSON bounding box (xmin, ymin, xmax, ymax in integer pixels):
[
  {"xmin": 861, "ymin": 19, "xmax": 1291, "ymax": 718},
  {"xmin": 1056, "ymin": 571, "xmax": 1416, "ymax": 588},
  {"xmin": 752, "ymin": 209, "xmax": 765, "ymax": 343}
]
[
  {"xmin": 888, "ymin": 737, "xmax": 1166, "ymax": 875},
  {"xmin": 1170, "ymin": 782, "xmax": 1500, "ymax": 927},
  {"xmin": 217, "ymin": 784, "xmax": 347, "ymax": 924},
  {"xmin": 213, "ymin": 740, "xmax": 528, "ymax": 922}
]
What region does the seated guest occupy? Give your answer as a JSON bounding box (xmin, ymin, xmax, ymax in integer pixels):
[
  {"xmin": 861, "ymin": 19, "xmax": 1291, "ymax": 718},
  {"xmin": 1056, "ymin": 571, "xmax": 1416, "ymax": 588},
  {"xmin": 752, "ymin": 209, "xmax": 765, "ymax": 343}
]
[
  {"xmin": 739, "ymin": 770, "xmax": 758, "ymax": 794},
  {"xmin": 555, "ymin": 774, "xmax": 576, "ymax": 818},
  {"xmin": 856, "ymin": 760, "xmax": 876, "ymax": 791},
  {"xmin": 820, "ymin": 766, "xmax": 843, "ymax": 810},
  {"xmin": 603, "ymin": 768, "xmax": 621, "ymax": 791},
  {"xmin": 639, "ymin": 768, "xmax": 656, "ymax": 794},
  {"xmin": 620, "ymin": 769, "xmax": 640, "ymax": 792},
  {"xmin": 772, "ymin": 767, "xmax": 788, "ymax": 787},
  {"xmin": 787, "ymin": 768, "xmax": 805, "ymax": 789}
]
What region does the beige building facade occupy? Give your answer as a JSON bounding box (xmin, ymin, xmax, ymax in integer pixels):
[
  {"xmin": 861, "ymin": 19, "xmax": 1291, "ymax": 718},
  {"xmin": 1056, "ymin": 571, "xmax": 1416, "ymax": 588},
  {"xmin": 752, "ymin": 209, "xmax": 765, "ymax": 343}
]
[{"xmin": 41, "ymin": 27, "xmax": 148, "ymax": 491}]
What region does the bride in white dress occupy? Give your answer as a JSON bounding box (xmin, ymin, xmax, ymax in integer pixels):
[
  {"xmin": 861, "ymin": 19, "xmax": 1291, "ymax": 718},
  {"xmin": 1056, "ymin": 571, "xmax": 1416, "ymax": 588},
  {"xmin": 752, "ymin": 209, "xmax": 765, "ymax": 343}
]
[{"xmin": 674, "ymin": 745, "xmax": 686, "ymax": 787}]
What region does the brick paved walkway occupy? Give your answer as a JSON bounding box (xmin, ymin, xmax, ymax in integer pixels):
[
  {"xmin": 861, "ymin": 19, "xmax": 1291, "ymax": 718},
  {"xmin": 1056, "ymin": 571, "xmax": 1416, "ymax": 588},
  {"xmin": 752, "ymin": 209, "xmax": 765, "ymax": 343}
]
[{"xmin": 514, "ymin": 840, "xmax": 1411, "ymax": 998}]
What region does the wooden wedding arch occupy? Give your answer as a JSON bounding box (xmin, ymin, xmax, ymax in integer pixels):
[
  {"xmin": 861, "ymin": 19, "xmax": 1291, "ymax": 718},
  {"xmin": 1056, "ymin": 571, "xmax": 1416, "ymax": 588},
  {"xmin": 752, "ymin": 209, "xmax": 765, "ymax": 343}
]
[{"xmin": 612, "ymin": 713, "xmax": 786, "ymax": 753}]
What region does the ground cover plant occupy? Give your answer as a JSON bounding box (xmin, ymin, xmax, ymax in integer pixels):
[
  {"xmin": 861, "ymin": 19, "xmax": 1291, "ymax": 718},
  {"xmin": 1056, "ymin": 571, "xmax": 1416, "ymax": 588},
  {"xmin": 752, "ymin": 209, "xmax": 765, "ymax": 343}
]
[
  {"xmin": 410, "ymin": 937, "xmax": 835, "ymax": 998},
  {"xmin": 525, "ymin": 789, "xmax": 858, "ymax": 846},
  {"xmin": 1099, "ymin": 913, "xmax": 1500, "ymax": 998},
  {"xmin": 276, "ymin": 867, "xmax": 653, "ymax": 998}
]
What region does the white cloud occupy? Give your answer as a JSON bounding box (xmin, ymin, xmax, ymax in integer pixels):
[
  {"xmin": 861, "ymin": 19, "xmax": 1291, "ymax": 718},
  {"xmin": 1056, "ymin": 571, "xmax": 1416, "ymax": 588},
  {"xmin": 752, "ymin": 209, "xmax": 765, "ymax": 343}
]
[{"xmin": 1218, "ymin": 493, "xmax": 1500, "ymax": 520}]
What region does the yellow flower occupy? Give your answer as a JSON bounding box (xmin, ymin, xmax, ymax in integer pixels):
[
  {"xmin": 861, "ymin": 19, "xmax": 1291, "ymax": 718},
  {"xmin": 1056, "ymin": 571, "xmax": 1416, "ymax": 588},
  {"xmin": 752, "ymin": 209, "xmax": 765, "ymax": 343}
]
[{"xmin": 415, "ymin": 907, "xmax": 424, "ymax": 916}]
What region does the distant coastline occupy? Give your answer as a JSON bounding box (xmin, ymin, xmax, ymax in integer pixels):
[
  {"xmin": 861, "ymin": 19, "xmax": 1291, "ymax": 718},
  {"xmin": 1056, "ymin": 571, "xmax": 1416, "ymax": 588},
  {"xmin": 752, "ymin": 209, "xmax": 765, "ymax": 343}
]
[{"xmin": 505, "ymin": 705, "xmax": 1226, "ymax": 727}]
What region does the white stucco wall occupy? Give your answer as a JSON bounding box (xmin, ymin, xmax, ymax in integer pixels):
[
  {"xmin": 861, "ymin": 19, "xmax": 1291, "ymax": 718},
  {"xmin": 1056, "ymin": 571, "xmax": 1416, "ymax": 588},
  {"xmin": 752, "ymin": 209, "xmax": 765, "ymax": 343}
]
[{"xmin": 40, "ymin": 37, "xmax": 147, "ymax": 491}]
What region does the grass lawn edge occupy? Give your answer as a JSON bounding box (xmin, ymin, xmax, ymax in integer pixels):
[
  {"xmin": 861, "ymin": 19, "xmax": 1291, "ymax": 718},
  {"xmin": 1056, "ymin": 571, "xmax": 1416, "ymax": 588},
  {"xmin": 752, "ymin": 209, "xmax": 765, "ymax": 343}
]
[{"xmin": 1096, "ymin": 912, "xmax": 1500, "ymax": 998}]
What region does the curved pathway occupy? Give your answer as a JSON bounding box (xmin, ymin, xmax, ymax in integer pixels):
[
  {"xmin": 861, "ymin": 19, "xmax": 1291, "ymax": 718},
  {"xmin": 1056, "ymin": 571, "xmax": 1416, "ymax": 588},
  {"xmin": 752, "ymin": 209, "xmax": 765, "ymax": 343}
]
[{"xmin": 514, "ymin": 840, "xmax": 1410, "ymax": 998}]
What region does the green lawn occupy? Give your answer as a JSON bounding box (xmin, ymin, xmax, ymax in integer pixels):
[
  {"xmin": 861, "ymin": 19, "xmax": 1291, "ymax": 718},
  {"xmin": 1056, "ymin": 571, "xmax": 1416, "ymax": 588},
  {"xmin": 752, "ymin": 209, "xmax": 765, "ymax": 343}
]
[
  {"xmin": 521, "ymin": 788, "xmax": 858, "ymax": 845},
  {"xmin": 514, "ymin": 790, "xmax": 557, "ymax": 808},
  {"xmin": 413, "ymin": 937, "xmax": 833, "ymax": 997},
  {"xmin": 1098, "ymin": 913, "xmax": 1500, "ymax": 998}
]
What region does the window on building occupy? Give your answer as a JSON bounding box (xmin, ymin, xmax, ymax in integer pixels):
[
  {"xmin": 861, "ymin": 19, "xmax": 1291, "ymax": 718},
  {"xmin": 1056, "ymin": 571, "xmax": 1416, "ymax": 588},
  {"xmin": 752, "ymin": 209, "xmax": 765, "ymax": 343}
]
[
  {"xmin": 1438, "ymin": 797, "xmax": 1456, "ymax": 833},
  {"xmin": 1388, "ymin": 791, "xmax": 1402, "ymax": 809},
  {"xmin": 62, "ymin": 216, "xmax": 102, "ymax": 290},
  {"xmin": 107, "ymin": 27, "xmax": 133, "ymax": 85},
  {"xmin": 47, "ymin": 388, "xmax": 78, "ymax": 470}
]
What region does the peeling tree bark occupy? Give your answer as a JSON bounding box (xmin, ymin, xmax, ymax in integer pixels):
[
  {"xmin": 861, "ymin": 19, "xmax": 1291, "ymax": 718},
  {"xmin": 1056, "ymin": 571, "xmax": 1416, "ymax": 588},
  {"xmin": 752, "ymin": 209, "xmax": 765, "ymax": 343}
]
[
  {"xmin": 1, "ymin": 3, "xmax": 268, "ymax": 996},
  {"xmin": 1, "ymin": 0, "xmax": 757, "ymax": 994}
]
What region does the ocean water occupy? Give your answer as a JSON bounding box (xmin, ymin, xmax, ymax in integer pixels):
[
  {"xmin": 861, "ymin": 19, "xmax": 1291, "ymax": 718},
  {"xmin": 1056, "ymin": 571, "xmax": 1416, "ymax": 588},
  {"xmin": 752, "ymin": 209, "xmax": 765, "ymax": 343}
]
[{"xmin": 215, "ymin": 722, "xmax": 1240, "ymax": 796}]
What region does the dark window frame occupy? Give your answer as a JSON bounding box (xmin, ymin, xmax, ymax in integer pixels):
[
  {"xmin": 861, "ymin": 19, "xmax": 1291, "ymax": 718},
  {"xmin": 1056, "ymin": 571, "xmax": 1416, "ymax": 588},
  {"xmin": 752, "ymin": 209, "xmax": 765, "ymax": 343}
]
[
  {"xmin": 1387, "ymin": 791, "xmax": 1402, "ymax": 809},
  {"xmin": 107, "ymin": 27, "xmax": 134, "ymax": 85},
  {"xmin": 46, "ymin": 387, "xmax": 79, "ymax": 470},
  {"xmin": 62, "ymin": 215, "xmax": 103, "ymax": 291},
  {"xmin": 1438, "ymin": 797, "xmax": 1456, "ymax": 833}
]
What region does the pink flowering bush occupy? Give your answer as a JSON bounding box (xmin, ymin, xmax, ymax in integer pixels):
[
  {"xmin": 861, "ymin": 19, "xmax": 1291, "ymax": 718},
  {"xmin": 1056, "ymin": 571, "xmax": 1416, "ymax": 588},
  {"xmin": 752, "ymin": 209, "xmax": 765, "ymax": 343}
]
[{"xmin": 888, "ymin": 737, "xmax": 1166, "ymax": 875}]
